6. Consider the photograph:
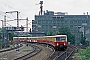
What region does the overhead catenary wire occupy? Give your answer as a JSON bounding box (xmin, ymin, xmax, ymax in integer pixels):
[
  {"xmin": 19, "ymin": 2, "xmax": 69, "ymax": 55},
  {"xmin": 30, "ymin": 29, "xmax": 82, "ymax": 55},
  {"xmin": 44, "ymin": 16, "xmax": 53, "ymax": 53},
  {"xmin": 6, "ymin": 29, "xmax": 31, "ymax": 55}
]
[
  {"xmin": 0, "ymin": 1, "xmax": 15, "ymax": 11},
  {"xmin": 6, "ymin": 22, "xmax": 15, "ymax": 27},
  {"xmin": 0, "ymin": 1, "xmax": 31, "ymax": 19},
  {"xmin": 10, "ymin": 13, "xmax": 16, "ymax": 18},
  {"xmin": 0, "ymin": 11, "xmax": 14, "ymax": 20},
  {"xmin": 0, "ymin": 1, "xmax": 32, "ymax": 31},
  {"xmin": 0, "ymin": 11, "xmax": 5, "ymax": 17},
  {"xmin": 5, "ymin": 14, "xmax": 13, "ymax": 19},
  {"xmin": 22, "ymin": 22, "xmax": 31, "ymax": 27}
]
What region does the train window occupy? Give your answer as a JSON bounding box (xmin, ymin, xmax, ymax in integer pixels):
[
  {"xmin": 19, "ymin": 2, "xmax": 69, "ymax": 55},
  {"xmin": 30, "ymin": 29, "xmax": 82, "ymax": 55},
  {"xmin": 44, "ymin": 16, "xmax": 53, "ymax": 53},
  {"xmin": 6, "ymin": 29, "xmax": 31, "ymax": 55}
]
[
  {"xmin": 56, "ymin": 37, "xmax": 60, "ymax": 42},
  {"xmin": 61, "ymin": 37, "xmax": 66, "ymax": 42}
]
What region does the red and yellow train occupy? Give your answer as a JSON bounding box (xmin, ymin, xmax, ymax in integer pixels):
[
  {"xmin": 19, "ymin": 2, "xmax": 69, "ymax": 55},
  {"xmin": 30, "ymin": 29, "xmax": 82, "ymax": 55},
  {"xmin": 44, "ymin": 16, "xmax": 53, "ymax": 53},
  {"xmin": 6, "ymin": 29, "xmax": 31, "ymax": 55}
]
[{"xmin": 13, "ymin": 35, "xmax": 68, "ymax": 50}]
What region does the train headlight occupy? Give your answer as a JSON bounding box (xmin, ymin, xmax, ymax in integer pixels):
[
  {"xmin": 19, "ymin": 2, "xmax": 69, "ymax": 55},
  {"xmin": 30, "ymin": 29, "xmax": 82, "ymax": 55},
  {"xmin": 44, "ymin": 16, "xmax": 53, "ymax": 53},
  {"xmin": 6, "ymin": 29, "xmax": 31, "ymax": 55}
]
[
  {"xmin": 35, "ymin": 40, "xmax": 37, "ymax": 42},
  {"xmin": 34, "ymin": 40, "xmax": 35, "ymax": 42},
  {"xmin": 57, "ymin": 43, "xmax": 59, "ymax": 46},
  {"xmin": 64, "ymin": 43, "xmax": 66, "ymax": 45},
  {"xmin": 30, "ymin": 40, "xmax": 31, "ymax": 42}
]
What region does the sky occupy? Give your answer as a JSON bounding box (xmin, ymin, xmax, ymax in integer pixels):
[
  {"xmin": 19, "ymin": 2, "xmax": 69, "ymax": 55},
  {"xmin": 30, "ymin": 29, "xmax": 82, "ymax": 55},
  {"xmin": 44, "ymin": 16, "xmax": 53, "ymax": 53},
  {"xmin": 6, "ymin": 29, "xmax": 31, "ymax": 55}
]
[{"xmin": 0, "ymin": 0, "xmax": 90, "ymax": 29}]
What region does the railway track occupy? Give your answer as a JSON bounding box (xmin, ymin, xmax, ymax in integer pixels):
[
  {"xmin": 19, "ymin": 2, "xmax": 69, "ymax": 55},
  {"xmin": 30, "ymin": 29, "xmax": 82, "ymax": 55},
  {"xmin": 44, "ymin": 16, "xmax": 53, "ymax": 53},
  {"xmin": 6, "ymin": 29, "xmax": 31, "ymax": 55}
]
[
  {"xmin": 14, "ymin": 43, "xmax": 41, "ymax": 60},
  {"xmin": 54, "ymin": 45, "xmax": 78, "ymax": 60},
  {"xmin": 26, "ymin": 43, "xmax": 55, "ymax": 60},
  {"xmin": 46, "ymin": 45, "xmax": 78, "ymax": 60},
  {"xmin": 0, "ymin": 43, "xmax": 33, "ymax": 60},
  {"xmin": 0, "ymin": 44, "xmax": 22, "ymax": 53},
  {"xmin": 0, "ymin": 43, "xmax": 55, "ymax": 60}
]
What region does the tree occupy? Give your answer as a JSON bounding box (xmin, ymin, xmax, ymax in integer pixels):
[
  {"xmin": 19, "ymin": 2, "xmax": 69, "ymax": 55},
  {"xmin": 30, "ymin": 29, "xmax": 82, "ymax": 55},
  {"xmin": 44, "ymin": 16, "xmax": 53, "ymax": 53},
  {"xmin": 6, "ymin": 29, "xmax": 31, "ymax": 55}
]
[
  {"xmin": 57, "ymin": 26, "xmax": 75, "ymax": 44},
  {"xmin": 47, "ymin": 30, "xmax": 54, "ymax": 36},
  {"xmin": 8, "ymin": 32, "xmax": 17, "ymax": 41}
]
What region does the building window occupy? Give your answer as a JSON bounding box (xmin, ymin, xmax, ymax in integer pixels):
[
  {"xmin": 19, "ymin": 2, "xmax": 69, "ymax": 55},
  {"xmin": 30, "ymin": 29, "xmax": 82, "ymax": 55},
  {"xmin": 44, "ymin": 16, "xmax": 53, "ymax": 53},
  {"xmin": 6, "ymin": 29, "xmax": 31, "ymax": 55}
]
[
  {"xmin": 38, "ymin": 20, "xmax": 41, "ymax": 24},
  {"xmin": 70, "ymin": 20, "xmax": 73, "ymax": 24},
  {"xmin": 82, "ymin": 20, "xmax": 85, "ymax": 23},
  {"xmin": 86, "ymin": 20, "xmax": 89, "ymax": 23},
  {"xmin": 70, "ymin": 25, "xmax": 73, "ymax": 29},
  {"xmin": 74, "ymin": 20, "xmax": 78, "ymax": 24},
  {"xmin": 78, "ymin": 20, "xmax": 81, "ymax": 24}
]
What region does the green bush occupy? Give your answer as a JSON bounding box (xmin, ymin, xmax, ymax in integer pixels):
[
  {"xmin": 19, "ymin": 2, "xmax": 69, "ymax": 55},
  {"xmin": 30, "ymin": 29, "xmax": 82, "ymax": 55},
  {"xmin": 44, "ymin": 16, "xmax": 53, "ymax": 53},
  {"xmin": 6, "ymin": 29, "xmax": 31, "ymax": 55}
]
[{"xmin": 75, "ymin": 47, "xmax": 90, "ymax": 60}]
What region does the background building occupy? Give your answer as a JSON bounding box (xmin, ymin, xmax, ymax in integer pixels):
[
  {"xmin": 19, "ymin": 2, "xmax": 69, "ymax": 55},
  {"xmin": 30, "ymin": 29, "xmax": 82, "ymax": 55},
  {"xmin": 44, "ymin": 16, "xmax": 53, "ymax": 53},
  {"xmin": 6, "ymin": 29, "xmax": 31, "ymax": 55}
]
[{"xmin": 32, "ymin": 10, "xmax": 90, "ymax": 45}]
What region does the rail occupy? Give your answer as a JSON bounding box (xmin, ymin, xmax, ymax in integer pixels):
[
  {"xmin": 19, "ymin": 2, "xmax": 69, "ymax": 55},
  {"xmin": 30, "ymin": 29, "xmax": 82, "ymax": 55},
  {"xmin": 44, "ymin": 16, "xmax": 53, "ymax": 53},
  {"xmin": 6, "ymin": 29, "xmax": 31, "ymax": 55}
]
[
  {"xmin": 14, "ymin": 43, "xmax": 41, "ymax": 60},
  {"xmin": 53, "ymin": 45, "xmax": 78, "ymax": 60},
  {"xmin": 0, "ymin": 44, "xmax": 23, "ymax": 53}
]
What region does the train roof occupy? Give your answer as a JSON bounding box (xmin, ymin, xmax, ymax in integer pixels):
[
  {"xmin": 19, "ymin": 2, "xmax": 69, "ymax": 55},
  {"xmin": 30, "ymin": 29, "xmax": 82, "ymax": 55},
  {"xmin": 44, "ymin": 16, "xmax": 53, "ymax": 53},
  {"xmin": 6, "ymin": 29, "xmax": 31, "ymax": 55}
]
[{"xmin": 13, "ymin": 35, "xmax": 67, "ymax": 38}]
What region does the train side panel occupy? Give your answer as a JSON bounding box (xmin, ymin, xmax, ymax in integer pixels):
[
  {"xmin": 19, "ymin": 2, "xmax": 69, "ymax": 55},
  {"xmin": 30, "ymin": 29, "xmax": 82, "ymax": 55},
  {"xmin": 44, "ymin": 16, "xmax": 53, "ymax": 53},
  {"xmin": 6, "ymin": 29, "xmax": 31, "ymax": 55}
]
[{"xmin": 13, "ymin": 35, "xmax": 68, "ymax": 50}]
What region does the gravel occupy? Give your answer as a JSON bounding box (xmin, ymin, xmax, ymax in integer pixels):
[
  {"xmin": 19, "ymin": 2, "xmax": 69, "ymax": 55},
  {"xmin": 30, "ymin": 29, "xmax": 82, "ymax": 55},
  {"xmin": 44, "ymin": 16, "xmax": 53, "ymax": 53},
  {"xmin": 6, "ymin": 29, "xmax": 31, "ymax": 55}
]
[
  {"xmin": 26, "ymin": 44, "xmax": 54, "ymax": 60},
  {"xmin": 0, "ymin": 44, "xmax": 33, "ymax": 60}
]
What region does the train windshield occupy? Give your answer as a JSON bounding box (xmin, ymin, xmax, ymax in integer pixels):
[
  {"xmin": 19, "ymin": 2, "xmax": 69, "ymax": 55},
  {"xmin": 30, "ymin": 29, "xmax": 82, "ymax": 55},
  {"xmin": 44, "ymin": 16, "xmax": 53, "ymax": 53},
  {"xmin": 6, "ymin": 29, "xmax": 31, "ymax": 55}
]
[
  {"xmin": 56, "ymin": 37, "xmax": 66, "ymax": 42},
  {"xmin": 56, "ymin": 37, "xmax": 60, "ymax": 42},
  {"xmin": 61, "ymin": 37, "xmax": 66, "ymax": 42}
]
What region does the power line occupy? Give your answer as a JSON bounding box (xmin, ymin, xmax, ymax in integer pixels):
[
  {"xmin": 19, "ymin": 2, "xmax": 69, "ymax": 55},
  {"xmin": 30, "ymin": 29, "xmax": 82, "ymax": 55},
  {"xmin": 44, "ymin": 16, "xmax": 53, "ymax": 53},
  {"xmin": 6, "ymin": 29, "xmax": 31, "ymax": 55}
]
[
  {"xmin": 0, "ymin": 11, "xmax": 14, "ymax": 19},
  {"xmin": 0, "ymin": 1, "xmax": 32, "ymax": 31},
  {"xmin": 11, "ymin": 13, "xmax": 16, "ymax": 18},
  {"xmin": 4, "ymin": 21, "xmax": 16, "ymax": 27},
  {"xmin": 0, "ymin": 1, "xmax": 15, "ymax": 10},
  {"xmin": 0, "ymin": 1, "xmax": 31, "ymax": 19},
  {"xmin": 0, "ymin": 11, "xmax": 5, "ymax": 13},
  {"xmin": 0, "ymin": 14, "xmax": 4, "ymax": 17},
  {"xmin": 0, "ymin": 11, "xmax": 5, "ymax": 17},
  {"xmin": 6, "ymin": 14, "xmax": 13, "ymax": 19},
  {"xmin": 22, "ymin": 22, "xmax": 31, "ymax": 26},
  {"xmin": 0, "ymin": 13, "xmax": 14, "ymax": 20}
]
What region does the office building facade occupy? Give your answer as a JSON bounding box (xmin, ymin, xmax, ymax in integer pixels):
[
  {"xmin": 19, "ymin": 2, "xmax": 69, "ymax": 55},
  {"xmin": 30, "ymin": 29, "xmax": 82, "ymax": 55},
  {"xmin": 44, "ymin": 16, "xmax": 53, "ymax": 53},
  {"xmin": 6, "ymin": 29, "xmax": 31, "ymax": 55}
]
[{"xmin": 32, "ymin": 10, "xmax": 90, "ymax": 44}]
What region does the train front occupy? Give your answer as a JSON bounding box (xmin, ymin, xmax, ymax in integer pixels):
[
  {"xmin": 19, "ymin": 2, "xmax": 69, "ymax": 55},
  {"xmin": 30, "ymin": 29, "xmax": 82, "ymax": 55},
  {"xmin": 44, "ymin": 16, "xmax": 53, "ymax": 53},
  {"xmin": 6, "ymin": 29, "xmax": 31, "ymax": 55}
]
[{"xmin": 54, "ymin": 35, "xmax": 68, "ymax": 50}]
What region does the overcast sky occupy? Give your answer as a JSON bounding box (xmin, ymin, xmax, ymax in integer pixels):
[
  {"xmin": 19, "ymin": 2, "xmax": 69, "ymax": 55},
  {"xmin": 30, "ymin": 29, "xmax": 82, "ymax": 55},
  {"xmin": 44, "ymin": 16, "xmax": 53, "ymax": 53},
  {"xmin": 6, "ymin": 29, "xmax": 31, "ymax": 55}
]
[{"xmin": 0, "ymin": 0, "xmax": 90, "ymax": 29}]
